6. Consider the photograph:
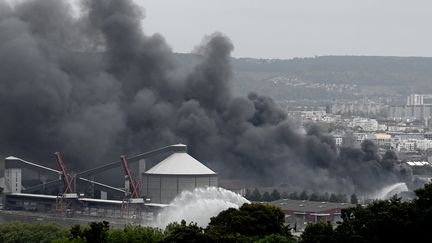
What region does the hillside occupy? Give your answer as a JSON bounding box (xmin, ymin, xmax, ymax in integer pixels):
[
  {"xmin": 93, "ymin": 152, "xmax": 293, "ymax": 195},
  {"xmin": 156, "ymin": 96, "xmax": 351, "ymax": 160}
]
[
  {"xmin": 232, "ymin": 56, "xmax": 432, "ymax": 85},
  {"xmin": 220, "ymin": 55, "xmax": 432, "ymax": 102},
  {"xmin": 83, "ymin": 53, "xmax": 432, "ymax": 102}
]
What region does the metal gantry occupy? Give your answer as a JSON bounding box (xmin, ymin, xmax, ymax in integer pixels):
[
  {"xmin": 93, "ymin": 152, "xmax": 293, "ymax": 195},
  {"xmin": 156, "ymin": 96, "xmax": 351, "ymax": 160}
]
[
  {"xmin": 54, "ymin": 152, "xmax": 77, "ymax": 216},
  {"xmin": 120, "ymin": 155, "xmax": 140, "ymax": 199},
  {"xmin": 54, "ymin": 152, "xmax": 75, "ymax": 194}
]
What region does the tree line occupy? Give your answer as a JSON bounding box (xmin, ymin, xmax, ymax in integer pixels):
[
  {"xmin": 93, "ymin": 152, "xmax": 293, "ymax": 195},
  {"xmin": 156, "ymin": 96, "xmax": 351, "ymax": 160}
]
[
  {"xmin": 300, "ymin": 182, "xmax": 432, "ymax": 243},
  {"xmin": 245, "ymin": 188, "xmax": 358, "ymax": 204},
  {"xmin": 0, "ymin": 204, "xmax": 295, "ymax": 243}
]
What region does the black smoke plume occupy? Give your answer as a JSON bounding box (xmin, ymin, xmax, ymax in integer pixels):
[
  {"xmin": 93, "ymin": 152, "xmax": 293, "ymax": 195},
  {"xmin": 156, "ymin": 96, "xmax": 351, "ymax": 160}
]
[{"xmin": 0, "ymin": 0, "xmax": 411, "ymax": 194}]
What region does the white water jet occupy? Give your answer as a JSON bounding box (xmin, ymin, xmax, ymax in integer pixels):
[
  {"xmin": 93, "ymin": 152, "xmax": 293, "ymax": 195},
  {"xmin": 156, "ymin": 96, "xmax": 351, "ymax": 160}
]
[
  {"xmin": 153, "ymin": 187, "xmax": 250, "ymax": 228},
  {"xmin": 372, "ymin": 182, "xmax": 409, "ymax": 200}
]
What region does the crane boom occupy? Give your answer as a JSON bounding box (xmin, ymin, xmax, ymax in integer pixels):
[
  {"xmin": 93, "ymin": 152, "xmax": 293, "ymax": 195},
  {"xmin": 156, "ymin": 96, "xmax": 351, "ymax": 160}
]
[
  {"xmin": 120, "ymin": 155, "xmax": 140, "ymax": 198},
  {"xmin": 54, "ymin": 152, "xmax": 75, "ymax": 193}
]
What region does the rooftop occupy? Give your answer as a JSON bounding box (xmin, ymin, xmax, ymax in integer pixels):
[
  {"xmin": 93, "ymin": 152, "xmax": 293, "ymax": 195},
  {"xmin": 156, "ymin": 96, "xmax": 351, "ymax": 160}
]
[
  {"xmin": 267, "ymin": 198, "xmax": 356, "ymax": 213},
  {"xmin": 145, "ymin": 152, "xmax": 216, "ymax": 175}
]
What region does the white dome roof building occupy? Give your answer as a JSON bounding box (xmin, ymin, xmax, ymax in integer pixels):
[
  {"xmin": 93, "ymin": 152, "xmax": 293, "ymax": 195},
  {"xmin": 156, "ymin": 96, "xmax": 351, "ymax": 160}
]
[{"xmin": 141, "ymin": 148, "xmax": 217, "ymax": 204}]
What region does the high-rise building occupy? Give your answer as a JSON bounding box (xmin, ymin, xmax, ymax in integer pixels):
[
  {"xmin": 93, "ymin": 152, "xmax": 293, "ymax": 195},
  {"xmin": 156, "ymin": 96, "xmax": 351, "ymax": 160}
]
[
  {"xmin": 407, "ymin": 94, "xmax": 424, "ymax": 106},
  {"xmin": 406, "ymin": 94, "xmax": 432, "ymax": 106}
]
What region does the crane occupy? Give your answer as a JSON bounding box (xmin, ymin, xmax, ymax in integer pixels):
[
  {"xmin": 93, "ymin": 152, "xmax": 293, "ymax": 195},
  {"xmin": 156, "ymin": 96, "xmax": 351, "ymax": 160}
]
[
  {"xmin": 120, "ymin": 155, "xmax": 140, "ymax": 199},
  {"xmin": 54, "ymin": 152, "xmax": 76, "ymax": 216},
  {"xmin": 54, "ymin": 152, "xmax": 75, "ymax": 194}
]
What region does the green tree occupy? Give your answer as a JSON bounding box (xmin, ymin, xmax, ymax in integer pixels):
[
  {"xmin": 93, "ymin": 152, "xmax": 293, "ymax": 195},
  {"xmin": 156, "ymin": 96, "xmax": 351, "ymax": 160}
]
[
  {"xmin": 68, "ymin": 221, "xmax": 110, "ymax": 243},
  {"xmin": 250, "ymin": 188, "xmax": 262, "ymax": 201},
  {"xmin": 350, "ymin": 193, "xmax": 358, "ymax": 204},
  {"xmin": 0, "ymin": 222, "xmax": 68, "ymax": 243},
  {"xmin": 69, "ymin": 225, "xmax": 85, "ymax": 241},
  {"xmin": 288, "ymin": 192, "xmax": 298, "ymax": 200},
  {"xmin": 85, "ymin": 221, "xmax": 110, "ymax": 243},
  {"xmin": 256, "ymin": 234, "xmax": 297, "ymax": 243},
  {"xmin": 413, "ymin": 182, "xmax": 432, "ymax": 211},
  {"xmin": 309, "ymin": 192, "xmax": 320, "ymax": 201},
  {"xmin": 329, "ymin": 193, "xmax": 338, "ymax": 202},
  {"xmin": 206, "ymin": 203, "xmax": 293, "ymax": 241},
  {"xmin": 411, "ymin": 182, "xmax": 432, "ymax": 239},
  {"xmin": 163, "ymin": 220, "xmax": 206, "ymax": 243},
  {"xmin": 336, "ymin": 193, "xmax": 347, "ymax": 203},
  {"xmin": 320, "ymin": 192, "xmax": 330, "ymax": 201},
  {"xmin": 270, "ymin": 189, "xmax": 282, "ymax": 201},
  {"xmin": 335, "ymin": 197, "xmax": 415, "ymax": 243},
  {"xmin": 300, "ymin": 221, "xmax": 336, "ymax": 243},
  {"xmin": 299, "ymin": 191, "xmax": 309, "ymax": 200},
  {"xmin": 335, "ymin": 184, "xmax": 432, "ymax": 243},
  {"xmin": 108, "ymin": 225, "xmax": 163, "ymax": 243},
  {"xmin": 262, "ymin": 191, "xmax": 271, "ymax": 201}
]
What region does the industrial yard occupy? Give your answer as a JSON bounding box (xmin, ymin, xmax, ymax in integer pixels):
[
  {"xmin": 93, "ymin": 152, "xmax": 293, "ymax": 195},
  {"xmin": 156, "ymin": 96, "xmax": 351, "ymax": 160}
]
[{"xmin": 0, "ymin": 144, "xmax": 218, "ymax": 223}]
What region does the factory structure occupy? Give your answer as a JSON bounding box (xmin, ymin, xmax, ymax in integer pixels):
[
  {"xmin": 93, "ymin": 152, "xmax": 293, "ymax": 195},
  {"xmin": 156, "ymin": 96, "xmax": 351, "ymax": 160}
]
[
  {"xmin": 142, "ymin": 152, "xmax": 217, "ymax": 204},
  {"xmin": 268, "ymin": 199, "xmax": 355, "ymax": 232},
  {"xmin": 0, "ymin": 144, "xmax": 217, "ymax": 221}
]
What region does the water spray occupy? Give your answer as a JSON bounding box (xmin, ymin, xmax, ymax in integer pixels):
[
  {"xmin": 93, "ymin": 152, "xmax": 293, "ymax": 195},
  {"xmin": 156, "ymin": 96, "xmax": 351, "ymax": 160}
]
[{"xmin": 152, "ymin": 187, "xmax": 249, "ymax": 228}]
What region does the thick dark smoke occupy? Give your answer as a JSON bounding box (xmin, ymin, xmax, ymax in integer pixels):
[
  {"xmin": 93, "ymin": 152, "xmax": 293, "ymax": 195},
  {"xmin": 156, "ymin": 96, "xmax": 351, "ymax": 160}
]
[{"xmin": 0, "ymin": 0, "xmax": 412, "ymax": 194}]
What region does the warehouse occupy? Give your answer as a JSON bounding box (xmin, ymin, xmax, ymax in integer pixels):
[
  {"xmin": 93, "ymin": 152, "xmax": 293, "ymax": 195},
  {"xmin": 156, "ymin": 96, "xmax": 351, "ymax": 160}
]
[{"xmin": 268, "ymin": 198, "xmax": 355, "ymax": 231}]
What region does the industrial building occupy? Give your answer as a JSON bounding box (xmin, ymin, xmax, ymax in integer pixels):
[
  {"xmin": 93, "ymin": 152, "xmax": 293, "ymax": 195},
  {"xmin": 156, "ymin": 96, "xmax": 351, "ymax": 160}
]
[
  {"xmin": 0, "ymin": 144, "xmax": 217, "ymax": 221},
  {"xmin": 142, "ymin": 151, "xmax": 217, "ymax": 204},
  {"xmin": 267, "ymin": 198, "xmax": 355, "ymax": 231}
]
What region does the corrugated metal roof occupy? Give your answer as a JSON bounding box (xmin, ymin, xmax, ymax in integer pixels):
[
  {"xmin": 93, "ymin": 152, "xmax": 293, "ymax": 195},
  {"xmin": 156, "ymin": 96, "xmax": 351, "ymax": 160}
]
[
  {"xmin": 406, "ymin": 161, "xmax": 431, "ymax": 166},
  {"xmin": 268, "ymin": 199, "xmax": 355, "ymax": 213},
  {"xmin": 145, "ymin": 152, "xmax": 216, "ymax": 175}
]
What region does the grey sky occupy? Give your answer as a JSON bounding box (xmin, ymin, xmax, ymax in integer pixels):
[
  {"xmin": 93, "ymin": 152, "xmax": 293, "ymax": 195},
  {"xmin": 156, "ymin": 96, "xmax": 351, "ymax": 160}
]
[{"xmin": 136, "ymin": 0, "xmax": 432, "ymax": 59}]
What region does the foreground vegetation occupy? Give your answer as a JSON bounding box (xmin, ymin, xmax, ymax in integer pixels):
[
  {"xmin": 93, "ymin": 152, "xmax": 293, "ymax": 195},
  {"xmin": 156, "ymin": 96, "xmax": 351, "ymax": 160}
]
[
  {"xmin": 1, "ymin": 182, "xmax": 431, "ymax": 242},
  {"xmin": 300, "ymin": 182, "xmax": 432, "ymax": 243},
  {"xmin": 0, "ymin": 204, "xmax": 294, "ymax": 243}
]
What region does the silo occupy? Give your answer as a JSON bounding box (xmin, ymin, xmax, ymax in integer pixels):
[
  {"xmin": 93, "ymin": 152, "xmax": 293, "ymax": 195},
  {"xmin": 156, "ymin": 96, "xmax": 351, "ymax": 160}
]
[{"xmin": 141, "ymin": 151, "xmax": 217, "ymax": 204}]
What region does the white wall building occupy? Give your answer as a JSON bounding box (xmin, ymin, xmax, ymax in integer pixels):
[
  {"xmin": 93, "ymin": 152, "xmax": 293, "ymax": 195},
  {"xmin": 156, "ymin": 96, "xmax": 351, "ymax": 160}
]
[
  {"xmin": 335, "ymin": 137, "xmax": 343, "ymax": 147},
  {"xmin": 377, "ymin": 124, "xmax": 388, "ymax": 131},
  {"xmin": 350, "ymin": 117, "xmax": 378, "ymax": 132},
  {"xmin": 398, "ymin": 139, "xmax": 417, "ymax": 152},
  {"xmin": 407, "ymin": 94, "xmax": 424, "ymax": 106},
  {"xmin": 4, "ymin": 168, "xmax": 22, "ymax": 193},
  {"xmin": 371, "ymin": 133, "xmax": 392, "ymax": 149},
  {"xmin": 352, "ymin": 132, "xmax": 375, "ymax": 146},
  {"xmin": 141, "ymin": 151, "xmax": 217, "ymax": 204},
  {"xmin": 416, "ymin": 139, "xmax": 432, "ymax": 150}
]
